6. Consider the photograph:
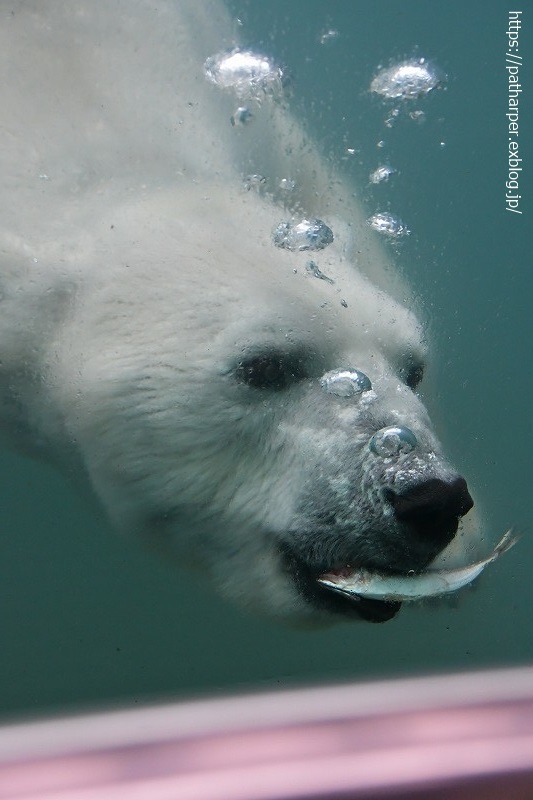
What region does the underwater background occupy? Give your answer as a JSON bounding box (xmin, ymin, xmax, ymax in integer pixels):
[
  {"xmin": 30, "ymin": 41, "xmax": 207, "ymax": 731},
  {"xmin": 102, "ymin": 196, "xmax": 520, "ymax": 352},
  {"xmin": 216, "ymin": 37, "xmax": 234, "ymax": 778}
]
[{"xmin": 0, "ymin": 0, "xmax": 531, "ymax": 718}]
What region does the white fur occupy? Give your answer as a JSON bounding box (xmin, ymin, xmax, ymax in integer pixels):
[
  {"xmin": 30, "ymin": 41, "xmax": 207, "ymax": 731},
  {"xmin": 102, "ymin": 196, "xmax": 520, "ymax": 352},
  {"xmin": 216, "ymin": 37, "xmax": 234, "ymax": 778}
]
[{"xmin": 0, "ymin": 0, "xmax": 478, "ymax": 624}]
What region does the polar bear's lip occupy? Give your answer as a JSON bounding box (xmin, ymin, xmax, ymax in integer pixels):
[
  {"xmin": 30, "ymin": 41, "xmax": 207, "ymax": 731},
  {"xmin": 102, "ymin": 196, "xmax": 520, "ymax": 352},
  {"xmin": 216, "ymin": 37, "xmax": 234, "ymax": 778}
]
[{"xmin": 279, "ymin": 542, "xmax": 401, "ymax": 622}]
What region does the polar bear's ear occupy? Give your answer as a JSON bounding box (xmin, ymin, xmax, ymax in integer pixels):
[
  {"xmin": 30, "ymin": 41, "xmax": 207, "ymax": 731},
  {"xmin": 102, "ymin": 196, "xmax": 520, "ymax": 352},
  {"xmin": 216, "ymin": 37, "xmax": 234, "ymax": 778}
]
[{"xmin": 235, "ymin": 349, "xmax": 310, "ymax": 390}]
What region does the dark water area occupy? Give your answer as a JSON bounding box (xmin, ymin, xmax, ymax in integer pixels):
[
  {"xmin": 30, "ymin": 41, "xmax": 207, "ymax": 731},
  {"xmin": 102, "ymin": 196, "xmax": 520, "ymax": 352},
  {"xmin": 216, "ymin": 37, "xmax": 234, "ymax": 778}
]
[{"xmin": 0, "ymin": 0, "xmax": 531, "ymax": 719}]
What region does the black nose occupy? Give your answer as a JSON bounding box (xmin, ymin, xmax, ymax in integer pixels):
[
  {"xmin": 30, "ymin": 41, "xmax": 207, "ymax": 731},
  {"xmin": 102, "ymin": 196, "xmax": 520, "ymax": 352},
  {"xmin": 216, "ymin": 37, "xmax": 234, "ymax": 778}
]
[{"xmin": 387, "ymin": 477, "xmax": 474, "ymax": 545}]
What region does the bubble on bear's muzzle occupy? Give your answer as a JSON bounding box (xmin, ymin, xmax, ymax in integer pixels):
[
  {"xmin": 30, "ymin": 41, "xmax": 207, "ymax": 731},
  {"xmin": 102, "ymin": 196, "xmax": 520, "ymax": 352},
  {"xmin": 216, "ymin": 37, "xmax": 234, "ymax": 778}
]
[
  {"xmin": 320, "ymin": 368, "xmax": 372, "ymax": 398},
  {"xmin": 369, "ymin": 426, "xmax": 418, "ymax": 457}
]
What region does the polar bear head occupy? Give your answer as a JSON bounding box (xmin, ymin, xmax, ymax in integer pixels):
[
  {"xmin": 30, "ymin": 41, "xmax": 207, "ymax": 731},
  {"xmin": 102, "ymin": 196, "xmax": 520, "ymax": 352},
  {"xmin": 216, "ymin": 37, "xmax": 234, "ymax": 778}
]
[
  {"xmin": 37, "ymin": 182, "xmax": 473, "ymax": 626},
  {"xmin": 0, "ymin": 0, "xmax": 476, "ymax": 625}
]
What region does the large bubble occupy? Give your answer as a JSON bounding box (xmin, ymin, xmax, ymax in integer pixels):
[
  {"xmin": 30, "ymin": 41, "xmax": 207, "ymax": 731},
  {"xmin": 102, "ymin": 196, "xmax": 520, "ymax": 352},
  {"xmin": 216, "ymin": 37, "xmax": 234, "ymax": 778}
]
[
  {"xmin": 370, "ymin": 58, "xmax": 444, "ymax": 100},
  {"xmin": 273, "ymin": 219, "xmax": 334, "ymax": 251},
  {"xmin": 204, "ymin": 49, "xmax": 285, "ymax": 99}
]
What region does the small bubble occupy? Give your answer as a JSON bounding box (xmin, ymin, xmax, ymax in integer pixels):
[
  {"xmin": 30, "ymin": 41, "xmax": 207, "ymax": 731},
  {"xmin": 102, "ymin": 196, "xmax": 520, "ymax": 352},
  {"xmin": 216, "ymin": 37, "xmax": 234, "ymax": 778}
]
[
  {"xmin": 306, "ymin": 260, "xmax": 334, "ymax": 284},
  {"xmin": 369, "ymin": 165, "xmax": 396, "ymax": 184},
  {"xmin": 319, "ymin": 29, "xmax": 340, "ymax": 46},
  {"xmin": 242, "ymin": 174, "xmax": 266, "ymax": 192},
  {"xmin": 279, "ymin": 178, "xmax": 296, "ymax": 192},
  {"xmin": 230, "ymin": 106, "xmax": 253, "ymax": 126},
  {"xmin": 367, "ymin": 212, "xmax": 410, "ymax": 238},
  {"xmin": 384, "ymin": 107, "xmax": 400, "ymax": 127}
]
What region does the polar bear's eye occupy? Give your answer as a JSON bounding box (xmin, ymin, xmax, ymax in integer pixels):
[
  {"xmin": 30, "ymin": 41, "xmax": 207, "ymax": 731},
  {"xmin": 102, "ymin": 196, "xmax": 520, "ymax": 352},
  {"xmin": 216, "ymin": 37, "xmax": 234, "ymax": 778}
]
[
  {"xmin": 403, "ymin": 363, "xmax": 424, "ymax": 390},
  {"xmin": 235, "ymin": 352, "xmax": 308, "ymax": 390}
]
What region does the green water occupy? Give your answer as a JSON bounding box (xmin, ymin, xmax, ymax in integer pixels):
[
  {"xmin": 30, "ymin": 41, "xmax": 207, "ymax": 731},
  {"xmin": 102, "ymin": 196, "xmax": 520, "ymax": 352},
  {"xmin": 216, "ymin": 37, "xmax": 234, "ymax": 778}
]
[{"xmin": 0, "ymin": 0, "xmax": 531, "ymax": 718}]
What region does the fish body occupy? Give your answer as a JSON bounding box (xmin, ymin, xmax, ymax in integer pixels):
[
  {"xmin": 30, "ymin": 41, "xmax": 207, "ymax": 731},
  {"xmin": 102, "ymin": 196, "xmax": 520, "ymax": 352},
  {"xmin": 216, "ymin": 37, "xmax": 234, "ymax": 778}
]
[{"xmin": 318, "ymin": 530, "xmax": 517, "ymax": 602}]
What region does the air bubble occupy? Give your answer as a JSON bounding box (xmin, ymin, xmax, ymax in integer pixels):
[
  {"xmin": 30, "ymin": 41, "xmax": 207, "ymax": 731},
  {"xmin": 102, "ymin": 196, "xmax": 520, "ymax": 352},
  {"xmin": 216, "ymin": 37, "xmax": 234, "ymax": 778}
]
[
  {"xmin": 273, "ymin": 218, "xmax": 333, "ymax": 251},
  {"xmin": 204, "ymin": 49, "xmax": 285, "ymax": 99},
  {"xmin": 367, "ymin": 212, "xmax": 410, "ymax": 238},
  {"xmin": 306, "ymin": 260, "xmax": 334, "ymax": 284},
  {"xmin": 319, "ymin": 29, "xmax": 339, "ymax": 45},
  {"xmin": 370, "ymin": 58, "xmax": 444, "ymax": 100},
  {"xmin": 369, "ymin": 165, "xmax": 396, "ymax": 184},
  {"xmin": 279, "ymin": 178, "xmax": 296, "ymax": 192},
  {"xmin": 369, "ymin": 426, "xmax": 417, "ymax": 457},
  {"xmin": 320, "ymin": 368, "xmax": 372, "ymax": 398},
  {"xmin": 230, "ymin": 107, "xmax": 253, "ymax": 126},
  {"xmin": 242, "ymin": 174, "xmax": 266, "ymax": 192}
]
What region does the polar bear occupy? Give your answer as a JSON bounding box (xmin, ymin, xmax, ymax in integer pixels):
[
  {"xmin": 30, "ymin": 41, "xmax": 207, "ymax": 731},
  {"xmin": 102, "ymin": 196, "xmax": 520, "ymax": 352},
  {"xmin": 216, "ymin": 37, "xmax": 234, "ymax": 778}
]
[{"xmin": 0, "ymin": 0, "xmax": 477, "ymax": 624}]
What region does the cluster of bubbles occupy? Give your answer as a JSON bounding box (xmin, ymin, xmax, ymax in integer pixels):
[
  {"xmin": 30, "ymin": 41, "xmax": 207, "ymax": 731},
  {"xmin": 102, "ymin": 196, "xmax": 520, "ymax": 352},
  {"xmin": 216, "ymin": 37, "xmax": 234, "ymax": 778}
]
[
  {"xmin": 201, "ymin": 39, "xmax": 445, "ymax": 460},
  {"xmin": 203, "ymin": 49, "xmax": 337, "ymax": 300},
  {"xmin": 367, "ymin": 58, "xmax": 446, "ymax": 240},
  {"xmin": 204, "ymin": 48, "xmax": 338, "ymax": 289},
  {"xmin": 320, "ymin": 369, "xmax": 418, "ymax": 457},
  {"xmin": 242, "ymin": 174, "xmax": 266, "ymax": 192},
  {"xmin": 204, "ymin": 49, "xmax": 287, "ymax": 139}
]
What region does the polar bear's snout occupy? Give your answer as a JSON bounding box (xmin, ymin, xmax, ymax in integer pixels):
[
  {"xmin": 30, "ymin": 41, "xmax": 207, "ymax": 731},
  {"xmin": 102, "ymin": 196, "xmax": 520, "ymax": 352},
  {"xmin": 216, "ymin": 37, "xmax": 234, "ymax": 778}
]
[
  {"xmin": 280, "ymin": 470, "xmax": 475, "ymax": 625},
  {"xmin": 386, "ymin": 476, "xmax": 474, "ymax": 550},
  {"xmin": 267, "ymin": 358, "xmax": 478, "ymax": 623}
]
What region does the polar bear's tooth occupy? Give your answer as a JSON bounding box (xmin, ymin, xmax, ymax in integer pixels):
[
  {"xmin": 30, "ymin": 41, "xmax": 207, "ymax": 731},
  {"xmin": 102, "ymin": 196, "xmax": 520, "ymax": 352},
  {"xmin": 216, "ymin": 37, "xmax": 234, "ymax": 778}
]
[{"xmin": 317, "ymin": 530, "xmax": 517, "ymax": 602}]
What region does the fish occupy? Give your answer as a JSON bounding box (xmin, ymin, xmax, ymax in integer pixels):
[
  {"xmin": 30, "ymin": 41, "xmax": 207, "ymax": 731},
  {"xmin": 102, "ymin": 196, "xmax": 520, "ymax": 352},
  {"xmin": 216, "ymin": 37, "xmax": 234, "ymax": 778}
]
[{"xmin": 317, "ymin": 530, "xmax": 518, "ymax": 602}]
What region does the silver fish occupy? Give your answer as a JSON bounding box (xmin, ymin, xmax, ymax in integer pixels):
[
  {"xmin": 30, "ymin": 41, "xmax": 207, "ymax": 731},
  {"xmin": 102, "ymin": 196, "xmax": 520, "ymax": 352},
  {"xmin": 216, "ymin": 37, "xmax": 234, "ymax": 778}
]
[{"xmin": 317, "ymin": 530, "xmax": 518, "ymax": 602}]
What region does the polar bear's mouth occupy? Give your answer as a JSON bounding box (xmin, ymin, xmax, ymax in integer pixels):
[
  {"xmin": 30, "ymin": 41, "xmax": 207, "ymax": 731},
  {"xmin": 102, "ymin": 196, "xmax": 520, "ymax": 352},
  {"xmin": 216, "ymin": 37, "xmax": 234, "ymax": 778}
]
[
  {"xmin": 315, "ymin": 573, "xmax": 402, "ymax": 623},
  {"xmin": 316, "ymin": 530, "xmax": 517, "ymax": 615},
  {"xmin": 281, "ymin": 544, "xmax": 402, "ymax": 623},
  {"xmin": 282, "ymin": 530, "xmax": 516, "ymax": 623}
]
